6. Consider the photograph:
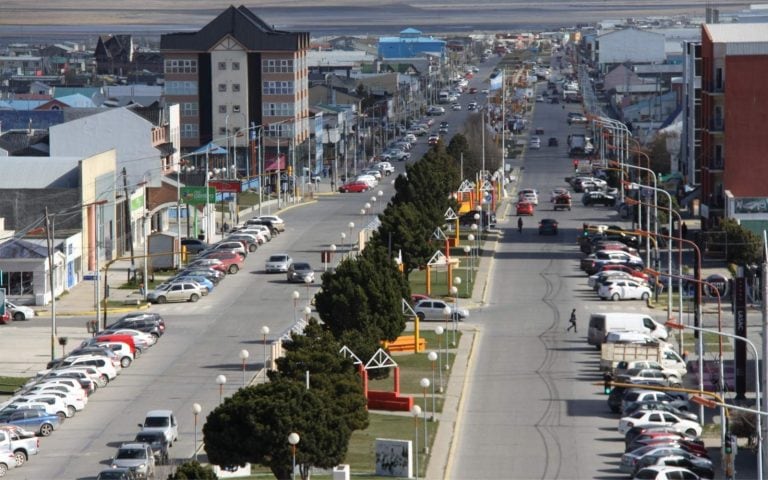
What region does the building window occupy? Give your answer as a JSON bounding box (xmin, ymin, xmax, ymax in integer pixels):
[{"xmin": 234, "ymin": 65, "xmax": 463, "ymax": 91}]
[
  {"xmin": 262, "ymin": 81, "xmax": 294, "ymax": 95},
  {"xmin": 218, "ymin": 84, "xmax": 227, "ymax": 93},
  {"xmin": 181, "ymin": 102, "xmax": 199, "ymax": 116},
  {"xmin": 232, "ymin": 83, "xmax": 241, "ymax": 93},
  {"xmin": 218, "ymin": 62, "xmax": 227, "ymax": 71},
  {"xmin": 218, "ymin": 105, "xmax": 227, "ymax": 114},
  {"xmin": 164, "ymin": 59, "xmax": 198, "ymax": 74},
  {"xmin": 166, "ymin": 81, "xmax": 198, "ymax": 95},
  {"xmin": 232, "ymin": 105, "xmax": 241, "ymax": 113},
  {"xmin": 263, "ymin": 102, "xmax": 294, "ymax": 116},
  {"xmin": 232, "ymin": 62, "xmax": 240, "ymax": 71},
  {"xmin": 262, "ymin": 59, "xmax": 294, "ymax": 73},
  {"xmin": 219, "ymin": 127, "xmax": 227, "ymax": 135},
  {"xmin": 0, "ymin": 271, "xmax": 34, "ymax": 295},
  {"xmin": 181, "ymin": 123, "xmax": 199, "ymax": 138},
  {"xmin": 265, "ymin": 123, "xmax": 293, "ymax": 137}
]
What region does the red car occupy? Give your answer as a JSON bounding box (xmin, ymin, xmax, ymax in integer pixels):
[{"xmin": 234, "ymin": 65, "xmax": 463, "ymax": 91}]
[
  {"xmin": 516, "ymin": 202, "xmax": 534, "ymax": 216},
  {"xmin": 338, "ymin": 181, "xmax": 370, "ymax": 193},
  {"xmin": 199, "ymin": 251, "xmax": 243, "ymax": 274},
  {"xmin": 596, "ymin": 263, "xmax": 650, "ymax": 282}
]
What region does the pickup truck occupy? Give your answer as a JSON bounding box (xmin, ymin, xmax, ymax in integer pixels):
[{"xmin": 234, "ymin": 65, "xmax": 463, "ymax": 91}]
[
  {"xmin": 0, "ymin": 425, "xmax": 39, "ymax": 467},
  {"xmin": 600, "ymin": 342, "xmax": 686, "ymax": 376}
]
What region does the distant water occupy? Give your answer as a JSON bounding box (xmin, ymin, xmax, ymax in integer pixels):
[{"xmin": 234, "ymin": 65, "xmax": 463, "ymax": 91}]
[{"xmin": 0, "ymin": 2, "xmax": 746, "ymax": 42}]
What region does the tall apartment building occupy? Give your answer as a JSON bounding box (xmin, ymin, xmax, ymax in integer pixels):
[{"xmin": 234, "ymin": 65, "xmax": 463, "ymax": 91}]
[
  {"xmin": 160, "ymin": 6, "xmax": 310, "ymax": 154},
  {"xmin": 700, "ymin": 23, "xmax": 768, "ymax": 229}
]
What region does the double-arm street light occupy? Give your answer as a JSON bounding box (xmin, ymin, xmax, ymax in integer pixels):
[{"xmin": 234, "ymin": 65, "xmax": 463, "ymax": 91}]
[{"xmin": 666, "ymin": 320, "xmax": 763, "ymax": 480}]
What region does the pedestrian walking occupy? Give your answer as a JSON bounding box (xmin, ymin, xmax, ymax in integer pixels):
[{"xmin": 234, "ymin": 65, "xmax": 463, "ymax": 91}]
[
  {"xmin": 681, "ymin": 221, "xmax": 688, "ymax": 239},
  {"xmin": 517, "ymin": 217, "xmax": 523, "ymax": 233},
  {"xmin": 566, "ymin": 308, "xmax": 577, "ymax": 333},
  {"xmin": 139, "ymin": 282, "xmax": 146, "ymax": 298}
]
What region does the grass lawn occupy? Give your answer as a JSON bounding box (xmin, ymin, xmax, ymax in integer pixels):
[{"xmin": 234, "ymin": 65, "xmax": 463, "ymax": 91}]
[
  {"xmin": 409, "ymin": 266, "xmax": 475, "ymax": 299},
  {"xmin": 0, "ymin": 376, "xmax": 28, "ymax": 395},
  {"xmin": 680, "ymin": 331, "xmax": 734, "ymax": 353}
]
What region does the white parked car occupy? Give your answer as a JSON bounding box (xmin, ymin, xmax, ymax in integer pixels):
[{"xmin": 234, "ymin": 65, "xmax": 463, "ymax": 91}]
[
  {"xmin": 598, "ymin": 278, "xmax": 652, "ymax": 301},
  {"xmin": 375, "ymin": 162, "xmax": 396, "ymax": 175},
  {"xmin": 147, "ymin": 282, "xmax": 203, "ymax": 304},
  {"xmin": 255, "ymin": 215, "xmax": 285, "ymax": 232},
  {"xmin": 7, "ymin": 395, "xmax": 72, "ymax": 418},
  {"xmin": 362, "ymin": 169, "xmax": 383, "ymax": 180},
  {"xmin": 355, "ymin": 174, "xmax": 378, "ymax": 188},
  {"xmin": 413, "ymin": 299, "xmax": 469, "ymax": 321},
  {"xmin": 5, "ymin": 301, "xmax": 35, "ymax": 322},
  {"xmin": 101, "ymin": 329, "xmax": 156, "ymax": 350},
  {"xmin": 529, "ymin": 136, "xmax": 541, "ymax": 149},
  {"xmin": 618, "ymin": 410, "xmax": 702, "ymax": 436}
]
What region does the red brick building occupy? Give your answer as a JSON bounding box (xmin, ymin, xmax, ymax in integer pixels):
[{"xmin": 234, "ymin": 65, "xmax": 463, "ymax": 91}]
[{"xmin": 700, "ymin": 24, "xmax": 768, "ymax": 229}]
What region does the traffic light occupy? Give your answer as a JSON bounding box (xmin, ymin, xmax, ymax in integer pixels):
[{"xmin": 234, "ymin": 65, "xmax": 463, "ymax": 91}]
[
  {"xmin": 603, "ymin": 373, "xmax": 613, "ymax": 395},
  {"xmin": 724, "ymin": 434, "xmax": 733, "ymax": 455}
]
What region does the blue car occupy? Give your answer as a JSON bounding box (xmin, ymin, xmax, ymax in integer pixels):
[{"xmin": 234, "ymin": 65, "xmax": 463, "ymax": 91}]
[
  {"xmin": 176, "ymin": 275, "xmax": 214, "ymax": 295},
  {"xmin": 0, "ymin": 408, "xmax": 61, "ymax": 436}
]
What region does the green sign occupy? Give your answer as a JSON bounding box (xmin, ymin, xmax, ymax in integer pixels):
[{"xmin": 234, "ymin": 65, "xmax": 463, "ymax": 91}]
[
  {"xmin": 130, "ymin": 194, "xmax": 145, "ymax": 213},
  {"xmin": 181, "ymin": 187, "xmax": 215, "ymax": 205}
]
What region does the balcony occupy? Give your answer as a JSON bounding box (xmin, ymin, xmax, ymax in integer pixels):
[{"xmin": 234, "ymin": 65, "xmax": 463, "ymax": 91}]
[{"xmin": 706, "ymin": 119, "xmax": 725, "ymax": 134}]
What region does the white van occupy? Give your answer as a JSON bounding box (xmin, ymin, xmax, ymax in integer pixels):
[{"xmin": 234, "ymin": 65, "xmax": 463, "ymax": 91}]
[{"xmin": 587, "ymin": 313, "xmax": 668, "ymax": 348}]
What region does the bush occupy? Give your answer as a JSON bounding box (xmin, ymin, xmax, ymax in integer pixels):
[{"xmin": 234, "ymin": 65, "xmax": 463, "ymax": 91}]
[{"xmin": 168, "ymin": 461, "xmax": 217, "ymax": 479}]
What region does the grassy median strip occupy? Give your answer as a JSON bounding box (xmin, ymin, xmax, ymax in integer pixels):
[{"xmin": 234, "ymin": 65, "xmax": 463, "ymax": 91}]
[{"xmin": 0, "ymin": 376, "xmax": 28, "ymax": 395}]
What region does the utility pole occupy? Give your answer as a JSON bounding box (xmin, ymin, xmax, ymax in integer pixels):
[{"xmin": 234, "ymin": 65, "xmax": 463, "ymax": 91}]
[
  {"xmin": 122, "ymin": 167, "xmax": 135, "ymax": 268},
  {"xmin": 45, "ymin": 207, "xmax": 57, "ymax": 361}
]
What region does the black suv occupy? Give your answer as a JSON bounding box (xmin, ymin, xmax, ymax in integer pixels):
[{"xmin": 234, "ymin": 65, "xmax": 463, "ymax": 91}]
[
  {"xmin": 106, "ymin": 312, "xmax": 166, "ymax": 338},
  {"xmin": 582, "ymin": 191, "xmax": 616, "ymax": 206}
]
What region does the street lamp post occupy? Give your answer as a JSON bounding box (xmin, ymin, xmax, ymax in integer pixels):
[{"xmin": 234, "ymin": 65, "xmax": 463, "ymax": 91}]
[
  {"xmin": 292, "ymin": 290, "xmax": 300, "ymax": 323},
  {"xmin": 667, "ymin": 320, "xmax": 763, "ymax": 480},
  {"xmin": 450, "ymin": 286, "xmax": 459, "ymax": 347},
  {"xmin": 303, "ymin": 305, "xmax": 311, "ymax": 321},
  {"xmin": 427, "ymin": 351, "xmax": 438, "ymax": 410},
  {"xmin": 467, "ymin": 233, "xmax": 475, "ymax": 285},
  {"xmin": 192, "ymin": 403, "xmax": 202, "ymax": 461},
  {"xmin": 420, "ymin": 377, "xmax": 430, "ymax": 452},
  {"xmin": 463, "ymin": 245, "xmax": 471, "ymax": 294},
  {"xmin": 215, "ymin": 374, "xmax": 226, "ymax": 403},
  {"xmin": 442, "ymin": 306, "xmax": 452, "ymax": 370},
  {"xmin": 238, "ymin": 349, "xmax": 249, "ymax": 387},
  {"xmin": 288, "ymin": 432, "xmax": 300, "ymax": 480},
  {"xmin": 411, "ymin": 405, "xmax": 421, "ymax": 480},
  {"xmin": 364, "ymin": 202, "xmax": 371, "ymax": 220},
  {"xmin": 452, "ymin": 276, "xmax": 462, "ymax": 347},
  {"xmin": 261, "ymin": 326, "xmax": 270, "ymax": 378},
  {"xmin": 377, "ymin": 189, "xmax": 384, "ymax": 214},
  {"xmin": 370, "ymin": 196, "xmax": 377, "ymax": 219},
  {"xmin": 348, "ymin": 221, "xmax": 355, "ymax": 249},
  {"xmin": 329, "ymin": 244, "xmax": 337, "ymax": 271},
  {"xmin": 360, "ymin": 208, "xmax": 366, "ymax": 228},
  {"xmin": 340, "ymin": 232, "xmax": 346, "ymax": 250},
  {"xmin": 434, "ymin": 326, "xmax": 444, "ymax": 391}
]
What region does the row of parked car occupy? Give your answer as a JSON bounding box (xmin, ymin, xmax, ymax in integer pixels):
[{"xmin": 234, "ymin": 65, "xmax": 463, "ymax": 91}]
[
  {"xmin": 577, "ymin": 224, "xmax": 659, "ymax": 302},
  {"xmin": 0, "ymin": 311, "xmax": 168, "ymax": 477},
  {"xmin": 163, "ymin": 216, "xmax": 288, "ymax": 303},
  {"xmin": 607, "ymin": 359, "xmax": 713, "ymax": 479}
]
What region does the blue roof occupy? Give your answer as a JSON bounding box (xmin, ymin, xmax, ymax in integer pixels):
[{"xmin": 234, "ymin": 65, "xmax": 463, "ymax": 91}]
[
  {"xmin": 400, "ymin": 28, "xmax": 422, "ymax": 35},
  {"xmin": 57, "ymin": 93, "xmax": 97, "ymax": 108},
  {"xmin": 0, "ymin": 100, "xmax": 47, "ymax": 110},
  {"xmin": 0, "ymin": 110, "xmax": 65, "ymax": 129}
]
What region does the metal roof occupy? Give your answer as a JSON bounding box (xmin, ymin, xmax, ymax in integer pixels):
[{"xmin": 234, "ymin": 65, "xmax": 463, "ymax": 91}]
[{"xmin": 704, "ymin": 23, "xmax": 768, "ymax": 43}]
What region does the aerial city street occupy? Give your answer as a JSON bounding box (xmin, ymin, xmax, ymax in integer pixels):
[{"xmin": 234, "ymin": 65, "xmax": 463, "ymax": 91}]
[{"xmin": 0, "ymin": 1, "xmax": 767, "ymax": 479}]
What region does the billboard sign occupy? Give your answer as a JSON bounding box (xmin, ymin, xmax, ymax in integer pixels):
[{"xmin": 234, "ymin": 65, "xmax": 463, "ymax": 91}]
[
  {"xmin": 181, "ymin": 186, "xmax": 215, "ymax": 205},
  {"xmin": 209, "ymin": 180, "xmax": 241, "ymax": 193}
]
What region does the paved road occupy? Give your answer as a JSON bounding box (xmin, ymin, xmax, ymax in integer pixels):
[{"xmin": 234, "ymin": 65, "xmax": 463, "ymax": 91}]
[
  {"xmin": 448, "ymin": 69, "xmax": 663, "ymax": 478},
  {"xmin": 13, "ymin": 59, "xmax": 502, "ymax": 480}
]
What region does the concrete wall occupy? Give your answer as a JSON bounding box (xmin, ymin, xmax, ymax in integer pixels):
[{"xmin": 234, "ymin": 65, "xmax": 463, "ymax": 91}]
[
  {"xmin": 80, "ymin": 150, "xmax": 117, "ymax": 271},
  {"xmin": 598, "ymin": 29, "xmax": 665, "ymax": 66}
]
